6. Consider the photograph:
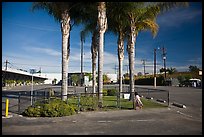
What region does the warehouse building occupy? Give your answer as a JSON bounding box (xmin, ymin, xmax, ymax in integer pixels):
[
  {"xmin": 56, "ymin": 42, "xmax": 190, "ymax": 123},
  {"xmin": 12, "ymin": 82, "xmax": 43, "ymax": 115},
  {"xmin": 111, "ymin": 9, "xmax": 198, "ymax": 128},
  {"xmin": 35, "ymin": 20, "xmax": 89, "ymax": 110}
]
[{"xmin": 2, "ymin": 67, "xmax": 47, "ymax": 87}]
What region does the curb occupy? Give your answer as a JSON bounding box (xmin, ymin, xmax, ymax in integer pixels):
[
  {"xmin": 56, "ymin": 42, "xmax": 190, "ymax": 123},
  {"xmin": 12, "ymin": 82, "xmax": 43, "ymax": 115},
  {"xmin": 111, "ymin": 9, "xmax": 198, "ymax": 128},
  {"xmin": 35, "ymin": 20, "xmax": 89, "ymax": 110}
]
[
  {"xmin": 172, "ymin": 102, "xmax": 186, "ymax": 108},
  {"xmin": 146, "ymin": 97, "xmax": 153, "ymax": 100},
  {"xmin": 156, "ymin": 99, "xmax": 166, "ymax": 103}
]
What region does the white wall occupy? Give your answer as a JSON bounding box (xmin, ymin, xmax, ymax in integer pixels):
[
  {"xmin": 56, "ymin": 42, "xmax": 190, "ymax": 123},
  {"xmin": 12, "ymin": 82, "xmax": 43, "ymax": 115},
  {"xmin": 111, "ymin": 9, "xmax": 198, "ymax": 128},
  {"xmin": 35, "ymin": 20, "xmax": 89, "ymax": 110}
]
[
  {"xmin": 35, "ymin": 73, "xmax": 61, "ymax": 84},
  {"xmin": 106, "ymin": 74, "xmax": 118, "ymax": 83}
]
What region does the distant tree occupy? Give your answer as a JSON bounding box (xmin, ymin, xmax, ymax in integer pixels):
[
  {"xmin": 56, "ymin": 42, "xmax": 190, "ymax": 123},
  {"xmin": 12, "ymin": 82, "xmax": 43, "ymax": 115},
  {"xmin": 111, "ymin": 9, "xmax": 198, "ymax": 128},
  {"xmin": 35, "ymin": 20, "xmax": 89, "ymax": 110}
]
[
  {"xmin": 84, "ymin": 73, "xmax": 92, "ymax": 81},
  {"xmin": 184, "ymin": 74, "xmax": 191, "ymax": 81},
  {"xmin": 160, "ymin": 68, "xmax": 165, "ymax": 73},
  {"xmin": 123, "ymin": 73, "xmax": 129, "ymax": 78},
  {"xmin": 189, "ymin": 65, "xmax": 199, "ymax": 72},
  {"xmin": 52, "ymin": 78, "xmax": 57, "ymax": 84},
  {"xmin": 137, "ymin": 72, "xmax": 143, "ymax": 76},
  {"xmin": 71, "ymin": 74, "xmax": 80, "ymax": 86},
  {"xmin": 103, "ymin": 74, "xmax": 110, "ymax": 84},
  {"xmin": 167, "ymin": 67, "xmax": 177, "ymax": 74},
  {"xmin": 177, "ymin": 75, "xmax": 185, "ymax": 85},
  {"xmin": 160, "ymin": 67, "xmax": 177, "ymax": 75}
]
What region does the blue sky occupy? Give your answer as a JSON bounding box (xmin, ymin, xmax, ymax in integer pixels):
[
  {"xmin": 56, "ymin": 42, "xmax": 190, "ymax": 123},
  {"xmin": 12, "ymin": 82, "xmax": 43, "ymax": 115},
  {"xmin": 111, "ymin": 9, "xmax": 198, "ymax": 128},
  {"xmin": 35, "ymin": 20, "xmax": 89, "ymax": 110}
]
[{"xmin": 2, "ymin": 2, "xmax": 202, "ymax": 75}]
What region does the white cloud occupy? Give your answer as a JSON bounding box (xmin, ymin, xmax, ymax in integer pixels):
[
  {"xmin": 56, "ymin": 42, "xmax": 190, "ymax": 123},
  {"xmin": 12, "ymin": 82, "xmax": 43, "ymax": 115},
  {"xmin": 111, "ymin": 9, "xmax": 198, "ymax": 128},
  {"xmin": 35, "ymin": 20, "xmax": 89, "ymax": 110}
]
[
  {"xmin": 3, "ymin": 20, "xmax": 60, "ymax": 32},
  {"xmin": 24, "ymin": 47, "xmax": 61, "ymax": 57}
]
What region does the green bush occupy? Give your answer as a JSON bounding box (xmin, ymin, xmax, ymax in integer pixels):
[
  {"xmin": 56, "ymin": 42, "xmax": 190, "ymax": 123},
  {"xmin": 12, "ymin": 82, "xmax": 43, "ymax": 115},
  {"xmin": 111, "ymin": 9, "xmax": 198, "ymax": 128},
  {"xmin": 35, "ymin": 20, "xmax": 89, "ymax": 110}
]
[
  {"xmin": 22, "ymin": 99, "xmax": 76, "ymax": 117},
  {"xmin": 22, "ymin": 106, "xmax": 41, "ymax": 117},
  {"xmin": 103, "ymin": 89, "xmax": 108, "ymax": 96},
  {"xmin": 107, "ymin": 89, "xmax": 118, "ymax": 96},
  {"xmin": 80, "ymin": 95, "xmax": 98, "ymax": 111}
]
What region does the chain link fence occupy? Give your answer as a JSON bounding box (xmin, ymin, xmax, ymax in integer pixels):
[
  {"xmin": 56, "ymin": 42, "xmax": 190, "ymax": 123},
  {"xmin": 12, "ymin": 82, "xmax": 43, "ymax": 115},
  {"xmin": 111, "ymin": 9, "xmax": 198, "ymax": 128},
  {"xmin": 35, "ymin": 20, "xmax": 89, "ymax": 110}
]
[{"xmin": 2, "ymin": 85, "xmax": 169, "ymax": 115}]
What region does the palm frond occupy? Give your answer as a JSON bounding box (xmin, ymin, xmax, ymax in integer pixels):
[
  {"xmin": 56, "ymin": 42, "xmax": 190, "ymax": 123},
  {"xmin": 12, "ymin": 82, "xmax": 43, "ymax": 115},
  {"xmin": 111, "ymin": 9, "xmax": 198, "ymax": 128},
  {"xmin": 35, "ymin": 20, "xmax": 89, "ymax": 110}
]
[
  {"xmin": 138, "ymin": 19, "xmax": 159, "ymax": 38},
  {"xmin": 31, "ymin": 2, "xmax": 75, "ymax": 22}
]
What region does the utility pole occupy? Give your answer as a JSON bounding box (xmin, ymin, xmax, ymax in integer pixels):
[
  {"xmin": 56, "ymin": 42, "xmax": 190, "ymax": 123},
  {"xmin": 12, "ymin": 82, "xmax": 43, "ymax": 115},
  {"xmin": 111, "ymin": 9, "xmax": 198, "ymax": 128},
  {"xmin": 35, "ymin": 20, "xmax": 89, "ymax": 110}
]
[
  {"xmin": 154, "ymin": 49, "xmax": 157, "ymax": 88},
  {"xmin": 141, "ymin": 59, "xmax": 146, "ymax": 76},
  {"xmin": 124, "ymin": 65, "xmax": 128, "ymax": 74},
  {"xmin": 80, "ymin": 35, "xmax": 84, "ymax": 87},
  {"xmin": 114, "ymin": 64, "xmax": 118, "ymax": 74},
  {"xmin": 5, "ymin": 60, "xmax": 9, "ymax": 70},
  {"xmin": 39, "ymin": 67, "xmax": 41, "ymax": 76},
  {"xmin": 3, "ymin": 60, "xmax": 10, "ymax": 86},
  {"xmin": 161, "ymin": 46, "xmax": 167, "ymax": 79}
]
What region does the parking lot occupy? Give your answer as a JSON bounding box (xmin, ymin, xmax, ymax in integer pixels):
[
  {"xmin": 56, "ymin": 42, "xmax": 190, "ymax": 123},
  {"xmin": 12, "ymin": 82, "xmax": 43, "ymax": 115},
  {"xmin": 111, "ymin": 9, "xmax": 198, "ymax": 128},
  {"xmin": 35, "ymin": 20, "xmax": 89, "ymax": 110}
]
[{"xmin": 2, "ymin": 85, "xmax": 202, "ymax": 135}]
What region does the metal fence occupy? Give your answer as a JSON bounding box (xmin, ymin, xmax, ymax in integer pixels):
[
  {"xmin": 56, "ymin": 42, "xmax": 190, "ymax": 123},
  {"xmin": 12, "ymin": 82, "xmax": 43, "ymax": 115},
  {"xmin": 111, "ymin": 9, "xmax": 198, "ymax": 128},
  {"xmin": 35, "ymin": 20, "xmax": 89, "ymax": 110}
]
[{"xmin": 2, "ymin": 85, "xmax": 169, "ymax": 115}]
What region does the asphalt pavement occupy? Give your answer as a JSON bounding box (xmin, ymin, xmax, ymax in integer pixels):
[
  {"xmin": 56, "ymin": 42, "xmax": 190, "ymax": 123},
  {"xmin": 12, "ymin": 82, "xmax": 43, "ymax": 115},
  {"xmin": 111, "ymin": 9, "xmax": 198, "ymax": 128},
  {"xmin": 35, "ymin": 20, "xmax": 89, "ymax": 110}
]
[{"xmin": 2, "ymin": 85, "xmax": 202, "ymax": 135}]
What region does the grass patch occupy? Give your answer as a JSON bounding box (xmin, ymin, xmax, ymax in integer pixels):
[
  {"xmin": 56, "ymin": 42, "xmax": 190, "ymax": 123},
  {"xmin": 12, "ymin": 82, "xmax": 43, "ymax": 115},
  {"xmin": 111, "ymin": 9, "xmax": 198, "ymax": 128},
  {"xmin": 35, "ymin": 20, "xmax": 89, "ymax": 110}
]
[
  {"xmin": 38, "ymin": 95, "xmax": 167, "ymax": 112},
  {"xmin": 141, "ymin": 98, "xmax": 168, "ymax": 108},
  {"xmin": 101, "ymin": 96, "xmax": 168, "ymax": 110}
]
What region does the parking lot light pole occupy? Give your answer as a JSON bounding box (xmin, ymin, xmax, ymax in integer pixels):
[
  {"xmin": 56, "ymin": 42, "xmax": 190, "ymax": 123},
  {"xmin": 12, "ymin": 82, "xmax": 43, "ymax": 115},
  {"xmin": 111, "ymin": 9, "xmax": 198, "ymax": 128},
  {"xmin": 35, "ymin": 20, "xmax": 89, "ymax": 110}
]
[
  {"xmin": 31, "ymin": 73, "xmax": 33, "ymax": 105},
  {"xmin": 154, "ymin": 48, "xmax": 157, "ymax": 88},
  {"xmin": 30, "ymin": 69, "xmax": 36, "ymax": 106}
]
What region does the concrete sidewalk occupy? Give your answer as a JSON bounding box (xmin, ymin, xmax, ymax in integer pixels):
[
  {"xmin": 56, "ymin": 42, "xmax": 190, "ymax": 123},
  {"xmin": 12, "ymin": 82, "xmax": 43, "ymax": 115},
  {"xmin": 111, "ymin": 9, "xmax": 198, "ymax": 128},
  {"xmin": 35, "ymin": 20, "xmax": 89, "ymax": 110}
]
[{"xmin": 2, "ymin": 107, "xmax": 202, "ymax": 135}]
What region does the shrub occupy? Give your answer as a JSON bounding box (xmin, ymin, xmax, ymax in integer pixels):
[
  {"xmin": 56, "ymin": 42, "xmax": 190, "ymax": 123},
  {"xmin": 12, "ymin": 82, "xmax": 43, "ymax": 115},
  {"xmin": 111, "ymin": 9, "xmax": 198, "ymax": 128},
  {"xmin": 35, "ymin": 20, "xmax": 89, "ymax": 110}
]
[
  {"xmin": 22, "ymin": 99, "xmax": 76, "ymax": 117},
  {"xmin": 22, "ymin": 106, "xmax": 41, "ymax": 117},
  {"xmin": 80, "ymin": 95, "xmax": 98, "ymax": 111},
  {"xmin": 103, "ymin": 89, "xmax": 108, "ymax": 96},
  {"xmin": 107, "ymin": 89, "xmax": 118, "ymax": 96}
]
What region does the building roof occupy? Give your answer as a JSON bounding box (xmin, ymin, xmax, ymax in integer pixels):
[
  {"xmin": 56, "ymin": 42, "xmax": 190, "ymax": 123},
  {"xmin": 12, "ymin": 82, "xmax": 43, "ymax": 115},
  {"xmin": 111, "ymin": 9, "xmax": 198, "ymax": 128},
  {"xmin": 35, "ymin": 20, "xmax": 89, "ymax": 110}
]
[{"xmin": 2, "ymin": 67, "xmax": 47, "ymax": 79}]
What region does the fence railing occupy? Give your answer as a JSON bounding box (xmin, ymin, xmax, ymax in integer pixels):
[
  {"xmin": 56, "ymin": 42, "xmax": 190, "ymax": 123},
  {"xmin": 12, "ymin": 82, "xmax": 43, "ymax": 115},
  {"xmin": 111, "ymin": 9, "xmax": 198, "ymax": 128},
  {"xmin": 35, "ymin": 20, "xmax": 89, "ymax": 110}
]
[{"xmin": 2, "ymin": 85, "xmax": 169, "ymax": 115}]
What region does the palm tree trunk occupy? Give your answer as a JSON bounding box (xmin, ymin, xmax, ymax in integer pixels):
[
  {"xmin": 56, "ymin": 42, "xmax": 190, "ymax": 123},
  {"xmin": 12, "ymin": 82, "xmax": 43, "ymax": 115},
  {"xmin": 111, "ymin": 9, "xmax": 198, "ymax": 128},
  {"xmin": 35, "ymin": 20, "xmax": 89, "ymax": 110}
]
[
  {"xmin": 127, "ymin": 16, "xmax": 136, "ymax": 101},
  {"xmin": 118, "ymin": 32, "xmax": 124, "ymax": 98},
  {"xmin": 97, "ymin": 2, "xmax": 107, "ymax": 108},
  {"xmin": 91, "ymin": 30, "xmax": 98, "ymax": 94},
  {"xmin": 61, "ymin": 10, "xmax": 71, "ymax": 101}
]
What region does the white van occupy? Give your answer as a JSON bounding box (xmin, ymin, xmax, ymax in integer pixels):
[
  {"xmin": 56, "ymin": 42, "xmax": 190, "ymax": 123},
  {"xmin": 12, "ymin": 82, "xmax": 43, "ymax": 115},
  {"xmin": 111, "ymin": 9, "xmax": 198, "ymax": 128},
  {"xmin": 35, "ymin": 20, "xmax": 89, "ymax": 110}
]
[{"xmin": 189, "ymin": 78, "xmax": 201, "ymax": 87}]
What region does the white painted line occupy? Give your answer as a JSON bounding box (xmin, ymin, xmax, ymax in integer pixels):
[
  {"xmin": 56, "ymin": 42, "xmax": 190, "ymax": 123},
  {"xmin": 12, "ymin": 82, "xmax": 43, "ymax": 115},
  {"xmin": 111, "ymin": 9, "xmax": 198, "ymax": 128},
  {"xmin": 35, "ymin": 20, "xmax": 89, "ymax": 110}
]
[
  {"xmin": 176, "ymin": 111, "xmax": 193, "ymax": 118},
  {"xmin": 129, "ymin": 119, "xmax": 155, "ymax": 122},
  {"xmin": 97, "ymin": 120, "xmax": 111, "ymax": 123},
  {"xmin": 136, "ymin": 119, "xmax": 154, "ymax": 121}
]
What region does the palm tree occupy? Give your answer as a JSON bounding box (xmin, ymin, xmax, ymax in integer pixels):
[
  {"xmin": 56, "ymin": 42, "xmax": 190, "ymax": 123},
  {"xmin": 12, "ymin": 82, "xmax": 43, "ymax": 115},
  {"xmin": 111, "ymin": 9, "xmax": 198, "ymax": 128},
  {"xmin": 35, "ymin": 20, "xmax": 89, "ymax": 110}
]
[
  {"xmin": 125, "ymin": 2, "xmax": 188, "ymax": 101},
  {"xmin": 80, "ymin": 30, "xmax": 85, "ymax": 87},
  {"xmin": 32, "ymin": 2, "xmax": 80, "ymax": 101},
  {"xmin": 78, "ymin": 2, "xmax": 107, "ymax": 107},
  {"xmin": 167, "ymin": 67, "xmax": 177, "ymax": 75},
  {"xmin": 106, "ymin": 2, "xmax": 130, "ymax": 98},
  {"xmin": 125, "ymin": 3, "xmax": 160, "ymax": 100},
  {"xmin": 77, "ymin": 3, "xmax": 98, "ymax": 95},
  {"xmin": 80, "ymin": 26, "xmax": 98, "ymax": 95},
  {"xmin": 97, "ymin": 2, "xmax": 107, "ymax": 107},
  {"xmin": 91, "ymin": 29, "xmax": 99, "ymax": 95}
]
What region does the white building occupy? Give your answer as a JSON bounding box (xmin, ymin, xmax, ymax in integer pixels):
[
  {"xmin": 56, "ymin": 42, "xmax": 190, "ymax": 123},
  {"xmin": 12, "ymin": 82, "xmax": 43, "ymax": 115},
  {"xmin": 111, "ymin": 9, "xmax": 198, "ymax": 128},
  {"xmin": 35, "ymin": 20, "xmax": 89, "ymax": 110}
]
[
  {"xmin": 106, "ymin": 73, "xmax": 118, "ymax": 83},
  {"xmin": 37, "ymin": 73, "xmax": 61, "ymax": 84}
]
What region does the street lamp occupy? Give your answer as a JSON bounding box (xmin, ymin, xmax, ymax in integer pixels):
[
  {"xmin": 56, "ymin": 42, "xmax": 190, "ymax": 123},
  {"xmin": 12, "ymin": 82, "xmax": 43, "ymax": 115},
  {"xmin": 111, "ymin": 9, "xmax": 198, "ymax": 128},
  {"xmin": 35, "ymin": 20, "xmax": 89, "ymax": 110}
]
[
  {"xmin": 153, "ymin": 47, "xmax": 160, "ymax": 88},
  {"xmin": 154, "ymin": 48, "xmax": 157, "ymax": 88},
  {"xmin": 141, "ymin": 59, "xmax": 146, "ymax": 76},
  {"xmin": 30, "ymin": 69, "xmax": 36, "ymax": 106}
]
